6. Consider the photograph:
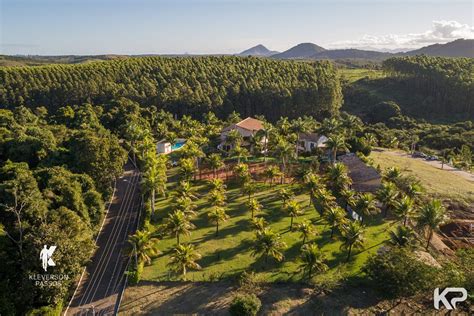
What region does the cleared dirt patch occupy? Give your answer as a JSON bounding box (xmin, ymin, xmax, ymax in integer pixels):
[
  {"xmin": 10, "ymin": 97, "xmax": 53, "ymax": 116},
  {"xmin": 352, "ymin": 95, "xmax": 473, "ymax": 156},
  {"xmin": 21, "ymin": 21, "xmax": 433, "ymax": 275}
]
[{"xmin": 118, "ymin": 281, "xmax": 460, "ymax": 315}]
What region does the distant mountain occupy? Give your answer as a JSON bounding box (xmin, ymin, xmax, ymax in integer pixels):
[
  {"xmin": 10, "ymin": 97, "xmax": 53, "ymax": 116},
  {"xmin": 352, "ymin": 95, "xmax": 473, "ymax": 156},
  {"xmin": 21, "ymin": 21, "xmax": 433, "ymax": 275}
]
[
  {"xmin": 271, "ymin": 43, "xmax": 326, "ymax": 59},
  {"xmin": 312, "ymin": 49, "xmax": 391, "ymax": 60},
  {"xmin": 404, "ymin": 39, "xmax": 474, "ymax": 58},
  {"xmin": 238, "ymin": 44, "xmax": 279, "ymax": 57}
]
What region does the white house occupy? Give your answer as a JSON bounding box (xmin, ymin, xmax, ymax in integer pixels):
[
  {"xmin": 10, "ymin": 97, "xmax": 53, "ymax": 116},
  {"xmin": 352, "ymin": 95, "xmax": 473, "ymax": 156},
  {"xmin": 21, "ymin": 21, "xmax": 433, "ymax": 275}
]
[
  {"xmin": 219, "ymin": 117, "xmax": 266, "ymax": 151},
  {"xmin": 298, "ymin": 132, "xmax": 327, "ymax": 153},
  {"xmin": 157, "ymin": 138, "xmax": 187, "ymax": 154}
]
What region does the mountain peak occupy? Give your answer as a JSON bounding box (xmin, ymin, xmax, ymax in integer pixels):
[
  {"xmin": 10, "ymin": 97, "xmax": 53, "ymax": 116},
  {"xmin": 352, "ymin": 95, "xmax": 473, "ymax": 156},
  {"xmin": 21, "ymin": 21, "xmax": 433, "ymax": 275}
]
[
  {"xmin": 238, "ymin": 44, "xmax": 279, "ymax": 57},
  {"xmin": 271, "ymin": 42, "xmax": 326, "ymax": 59}
]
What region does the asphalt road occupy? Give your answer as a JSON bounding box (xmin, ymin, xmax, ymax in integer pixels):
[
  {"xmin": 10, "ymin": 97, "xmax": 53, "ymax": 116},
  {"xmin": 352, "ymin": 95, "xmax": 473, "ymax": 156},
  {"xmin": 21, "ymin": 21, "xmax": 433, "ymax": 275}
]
[{"xmin": 66, "ymin": 163, "xmax": 141, "ymax": 316}]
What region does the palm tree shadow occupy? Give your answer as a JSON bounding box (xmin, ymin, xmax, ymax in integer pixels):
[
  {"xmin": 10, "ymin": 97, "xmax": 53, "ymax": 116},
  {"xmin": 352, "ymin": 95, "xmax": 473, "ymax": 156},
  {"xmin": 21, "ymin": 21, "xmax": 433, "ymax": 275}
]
[{"xmin": 198, "ymin": 238, "xmax": 254, "ymax": 268}]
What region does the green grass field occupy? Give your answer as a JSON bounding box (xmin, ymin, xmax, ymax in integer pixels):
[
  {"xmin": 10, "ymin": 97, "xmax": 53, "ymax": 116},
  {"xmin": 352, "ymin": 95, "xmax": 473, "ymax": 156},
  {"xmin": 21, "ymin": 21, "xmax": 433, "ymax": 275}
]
[
  {"xmin": 338, "ymin": 68, "xmax": 385, "ymax": 84},
  {"xmin": 142, "ymin": 168, "xmax": 393, "ymax": 283},
  {"xmin": 370, "ymin": 149, "xmax": 474, "ymax": 204}
]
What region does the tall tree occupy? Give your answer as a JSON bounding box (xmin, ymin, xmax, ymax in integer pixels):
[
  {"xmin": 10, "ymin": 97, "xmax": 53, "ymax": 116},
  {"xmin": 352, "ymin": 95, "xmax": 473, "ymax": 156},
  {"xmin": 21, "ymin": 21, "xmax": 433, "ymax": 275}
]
[
  {"xmin": 252, "ymin": 228, "xmax": 287, "ymax": 264},
  {"xmin": 164, "ymin": 210, "xmax": 195, "ymax": 245},
  {"xmin": 169, "ymin": 244, "xmax": 202, "ymax": 279},
  {"xmin": 298, "ymin": 243, "xmax": 328, "ymax": 279},
  {"xmin": 296, "ymin": 220, "xmax": 316, "ymax": 244},
  {"xmin": 284, "ymin": 200, "xmax": 304, "ymax": 231},
  {"xmin": 416, "ymin": 199, "xmax": 446, "ymax": 250},
  {"xmin": 127, "ymin": 229, "xmax": 161, "ymax": 265},
  {"xmin": 394, "ymin": 196, "xmax": 416, "ymax": 226},
  {"xmin": 207, "ymin": 206, "xmax": 229, "ymax": 236},
  {"xmin": 340, "ymin": 221, "xmax": 365, "ymax": 262}
]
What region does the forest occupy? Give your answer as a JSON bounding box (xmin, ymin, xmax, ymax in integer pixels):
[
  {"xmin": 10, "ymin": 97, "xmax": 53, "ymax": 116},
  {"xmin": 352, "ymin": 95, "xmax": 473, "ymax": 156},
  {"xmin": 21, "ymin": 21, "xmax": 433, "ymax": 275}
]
[
  {"xmin": 0, "ymin": 56, "xmax": 342, "ymax": 121},
  {"xmin": 382, "ymin": 56, "xmax": 473, "ymax": 119}
]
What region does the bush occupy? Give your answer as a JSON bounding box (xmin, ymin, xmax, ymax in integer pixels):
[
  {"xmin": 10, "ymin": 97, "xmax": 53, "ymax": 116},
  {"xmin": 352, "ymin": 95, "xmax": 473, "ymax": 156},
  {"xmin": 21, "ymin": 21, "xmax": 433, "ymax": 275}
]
[
  {"xmin": 127, "ymin": 262, "xmax": 143, "ymax": 285},
  {"xmin": 363, "ymin": 247, "xmax": 439, "ymax": 298},
  {"xmin": 27, "ymin": 302, "xmax": 63, "ymax": 316},
  {"xmin": 229, "ymin": 293, "xmax": 261, "ymax": 316}
]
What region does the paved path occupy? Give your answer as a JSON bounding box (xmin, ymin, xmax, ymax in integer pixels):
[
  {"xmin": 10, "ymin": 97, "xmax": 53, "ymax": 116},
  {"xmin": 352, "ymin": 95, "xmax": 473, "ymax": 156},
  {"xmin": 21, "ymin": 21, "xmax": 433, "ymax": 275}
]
[
  {"xmin": 66, "ymin": 163, "xmax": 141, "ymax": 315},
  {"xmin": 381, "ymin": 149, "xmax": 474, "ymax": 182}
]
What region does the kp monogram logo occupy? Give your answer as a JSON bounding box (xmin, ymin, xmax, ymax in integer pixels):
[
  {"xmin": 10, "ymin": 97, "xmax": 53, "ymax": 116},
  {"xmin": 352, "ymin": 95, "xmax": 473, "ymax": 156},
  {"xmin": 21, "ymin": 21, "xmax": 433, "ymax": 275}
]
[
  {"xmin": 40, "ymin": 245, "xmax": 57, "ymax": 272},
  {"xmin": 433, "ymin": 288, "xmax": 467, "ymax": 310}
]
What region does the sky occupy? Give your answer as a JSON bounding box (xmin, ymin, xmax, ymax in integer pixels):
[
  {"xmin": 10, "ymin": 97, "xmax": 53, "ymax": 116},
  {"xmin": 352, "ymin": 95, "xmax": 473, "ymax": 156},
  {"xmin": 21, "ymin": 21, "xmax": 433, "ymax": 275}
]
[{"xmin": 1, "ymin": 0, "xmax": 473, "ymax": 55}]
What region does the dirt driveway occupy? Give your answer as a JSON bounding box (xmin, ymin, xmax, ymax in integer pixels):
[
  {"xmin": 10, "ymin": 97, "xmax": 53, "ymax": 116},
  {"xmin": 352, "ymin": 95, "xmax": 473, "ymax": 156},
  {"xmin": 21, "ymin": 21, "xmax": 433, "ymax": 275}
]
[{"xmin": 118, "ymin": 281, "xmax": 457, "ymax": 315}]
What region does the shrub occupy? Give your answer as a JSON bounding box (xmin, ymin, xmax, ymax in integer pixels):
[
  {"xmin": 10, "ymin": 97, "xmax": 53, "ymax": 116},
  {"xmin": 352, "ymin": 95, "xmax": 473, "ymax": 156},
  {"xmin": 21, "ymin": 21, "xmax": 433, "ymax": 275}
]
[
  {"xmin": 363, "ymin": 247, "xmax": 439, "ymax": 298},
  {"xmin": 229, "ymin": 293, "xmax": 261, "ymax": 316}
]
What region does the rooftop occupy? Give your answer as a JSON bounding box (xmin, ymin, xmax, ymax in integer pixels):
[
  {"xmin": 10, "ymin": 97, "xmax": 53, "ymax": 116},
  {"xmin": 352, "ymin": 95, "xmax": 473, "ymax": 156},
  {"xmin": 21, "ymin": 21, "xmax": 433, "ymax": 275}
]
[
  {"xmin": 223, "ymin": 117, "xmax": 264, "ymax": 132},
  {"xmin": 338, "ymin": 153, "xmax": 381, "ymax": 191}
]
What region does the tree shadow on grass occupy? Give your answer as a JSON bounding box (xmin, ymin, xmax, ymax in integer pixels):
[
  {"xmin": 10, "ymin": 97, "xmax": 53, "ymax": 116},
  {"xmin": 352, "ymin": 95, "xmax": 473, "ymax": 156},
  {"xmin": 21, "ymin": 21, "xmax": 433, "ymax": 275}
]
[
  {"xmin": 198, "ymin": 238, "xmax": 254, "ymax": 268},
  {"xmin": 195, "ymin": 218, "xmax": 251, "ymax": 244}
]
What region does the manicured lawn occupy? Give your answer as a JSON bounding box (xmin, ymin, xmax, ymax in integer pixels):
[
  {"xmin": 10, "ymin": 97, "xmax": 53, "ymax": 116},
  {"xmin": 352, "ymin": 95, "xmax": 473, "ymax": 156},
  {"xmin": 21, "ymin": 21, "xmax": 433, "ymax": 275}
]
[
  {"xmin": 142, "ymin": 167, "xmax": 393, "ymax": 283},
  {"xmin": 370, "ymin": 149, "xmax": 474, "ymax": 204}
]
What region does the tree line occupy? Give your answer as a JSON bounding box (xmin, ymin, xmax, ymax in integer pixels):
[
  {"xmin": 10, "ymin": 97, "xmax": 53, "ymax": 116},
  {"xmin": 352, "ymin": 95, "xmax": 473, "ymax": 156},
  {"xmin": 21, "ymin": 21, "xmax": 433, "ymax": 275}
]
[
  {"xmin": 0, "ymin": 56, "xmax": 342, "ymax": 121},
  {"xmin": 382, "ymin": 55, "xmax": 474, "ymax": 119}
]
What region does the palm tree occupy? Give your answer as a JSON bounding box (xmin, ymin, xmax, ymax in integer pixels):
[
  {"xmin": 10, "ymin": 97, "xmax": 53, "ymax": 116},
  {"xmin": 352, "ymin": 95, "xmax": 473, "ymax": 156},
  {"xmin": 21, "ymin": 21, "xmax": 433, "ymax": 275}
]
[
  {"xmin": 225, "ymin": 129, "xmax": 243, "ymax": 149},
  {"xmin": 175, "ymin": 180, "xmax": 197, "ymax": 200},
  {"xmin": 208, "ymin": 206, "xmax": 230, "ymax": 236},
  {"xmin": 303, "ymin": 173, "xmax": 320, "ymax": 207},
  {"xmin": 278, "ymin": 188, "xmax": 294, "ymax": 207},
  {"xmin": 325, "ymin": 134, "xmax": 348, "ymax": 163},
  {"xmin": 141, "ymin": 162, "xmax": 166, "ymax": 217},
  {"xmin": 406, "ymin": 182, "xmax": 423, "ymax": 200},
  {"xmin": 389, "ymin": 225, "xmax": 416, "ymax": 248},
  {"xmin": 325, "ymin": 162, "xmax": 352, "ymax": 198},
  {"xmin": 251, "ymin": 216, "xmax": 267, "ymax": 231},
  {"xmin": 164, "ymin": 210, "xmax": 196, "ymax": 245},
  {"xmin": 290, "ymin": 117, "xmax": 310, "ymax": 157},
  {"xmin": 340, "ymin": 221, "xmax": 365, "ymax": 262},
  {"xmin": 364, "ymin": 133, "xmax": 377, "ymax": 147},
  {"xmin": 296, "ymin": 220, "xmax": 316, "ymax": 244},
  {"xmin": 416, "ymin": 199, "xmax": 446, "ymax": 250},
  {"xmin": 208, "ymin": 178, "xmax": 226, "ymax": 192},
  {"xmin": 272, "ymin": 137, "xmax": 295, "ymax": 183},
  {"xmin": 208, "ymin": 189, "xmax": 226, "ymax": 207},
  {"xmin": 263, "ymin": 165, "xmax": 281, "ymax": 184},
  {"xmin": 233, "ymin": 163, "xmax": 250, "ymax": 184},
  {"xmin": 242, "ymin": 180, "xmax": 258, "ymax": 203},
  {"xmin": 247, "ymin": 198, "xmax": 261, "ymax": 218},
  {"xmin": 252, "ymin": 228, "xmax": 287, "ymax": 264},
  {"xmin": 352, "ymin": 193, "xmax": 379, "ymax": 223},
  {"xmin": 298, "ymin": 243, "xmax": 328, "ymax": 279},
  {"xmin": 319, "ymin": 117, "xmax": 341, "ymax": 138},
  {"xmin": 394, "ymin": 196, "xmax": 416, "ymax": 226},
  {"xmin": 285, "ymin": 200, "xmax": 303, "ymax": 231},
  {"xmin": 231, "ymin": 142, "xmax": 249, "ymax": 163},
  {"xmin": 207, "ymin": 153, "xmax": 224, "ymax": 178},
  {"xmin": 174, "ymin": 196, "xmax": 197, "ymax": 218},
  {"xmin": 179, "ymin": 157, "xmax": 196, "ymax": 181},
  {"xmin": 376, "ymin": 182, "xmax": 399, "ymax": 217},
  {"xmin": 169, "ymin": 244, "xmax": 202, "ymax": 279},
  {"xmin": 384, "ymin": 167, "xmax": 402, "ymax": 183},
  {"xmin": 324, "ymin": 206, "xmax": 347, "ymax": 239},
  {"xmin": 127, "ymin": 229, "xmax": 161, "ymax": 265},
  {"xmin": 313, "ymin": 187, "xmax": 336, "ymax": 216}
]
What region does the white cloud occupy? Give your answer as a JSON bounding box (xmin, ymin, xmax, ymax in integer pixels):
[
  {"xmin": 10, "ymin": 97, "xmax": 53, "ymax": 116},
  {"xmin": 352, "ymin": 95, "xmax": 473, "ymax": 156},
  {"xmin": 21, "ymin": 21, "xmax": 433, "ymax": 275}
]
[{"xmin": 328, "ymin": 20, "xmax": 474, "ymax": 49}]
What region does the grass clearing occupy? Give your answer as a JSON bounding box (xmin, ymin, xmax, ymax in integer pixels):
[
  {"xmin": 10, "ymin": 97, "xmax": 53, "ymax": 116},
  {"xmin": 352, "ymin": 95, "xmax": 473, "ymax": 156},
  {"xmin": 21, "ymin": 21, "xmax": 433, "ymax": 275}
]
[
  {"xmin": 370, "ymin": 149, "xmax": 474, "ymax": 204},
  {"xmin": 338, "ymin": 68, "xmax": 385, "ymax": 84},
  {"xmin": 142, "ymin": 167, "xmax": 392, "ymax": 283}
]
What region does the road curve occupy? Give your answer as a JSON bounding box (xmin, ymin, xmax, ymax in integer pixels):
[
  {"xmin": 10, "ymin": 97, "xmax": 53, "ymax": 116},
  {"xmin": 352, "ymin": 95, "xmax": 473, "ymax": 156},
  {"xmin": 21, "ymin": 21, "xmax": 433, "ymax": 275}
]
[{"xmin": 66, "ymin": 163, "xmax": 141, "ymax": 316}]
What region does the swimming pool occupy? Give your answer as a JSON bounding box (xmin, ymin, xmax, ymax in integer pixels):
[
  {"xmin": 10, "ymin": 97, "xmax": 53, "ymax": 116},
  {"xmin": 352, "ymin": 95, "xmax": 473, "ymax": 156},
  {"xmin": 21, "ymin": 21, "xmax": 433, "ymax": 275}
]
[{"xmin": 172, "ymin": 141, "xmax": 186, "ymax": 150}]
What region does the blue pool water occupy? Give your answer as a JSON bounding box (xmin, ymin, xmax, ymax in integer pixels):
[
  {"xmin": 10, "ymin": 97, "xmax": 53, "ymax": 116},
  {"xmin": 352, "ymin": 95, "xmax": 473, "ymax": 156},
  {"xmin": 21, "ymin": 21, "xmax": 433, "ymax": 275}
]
[{"xmin": 172, "ymin": 142, "xmax": 185, "ymax": 150}]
